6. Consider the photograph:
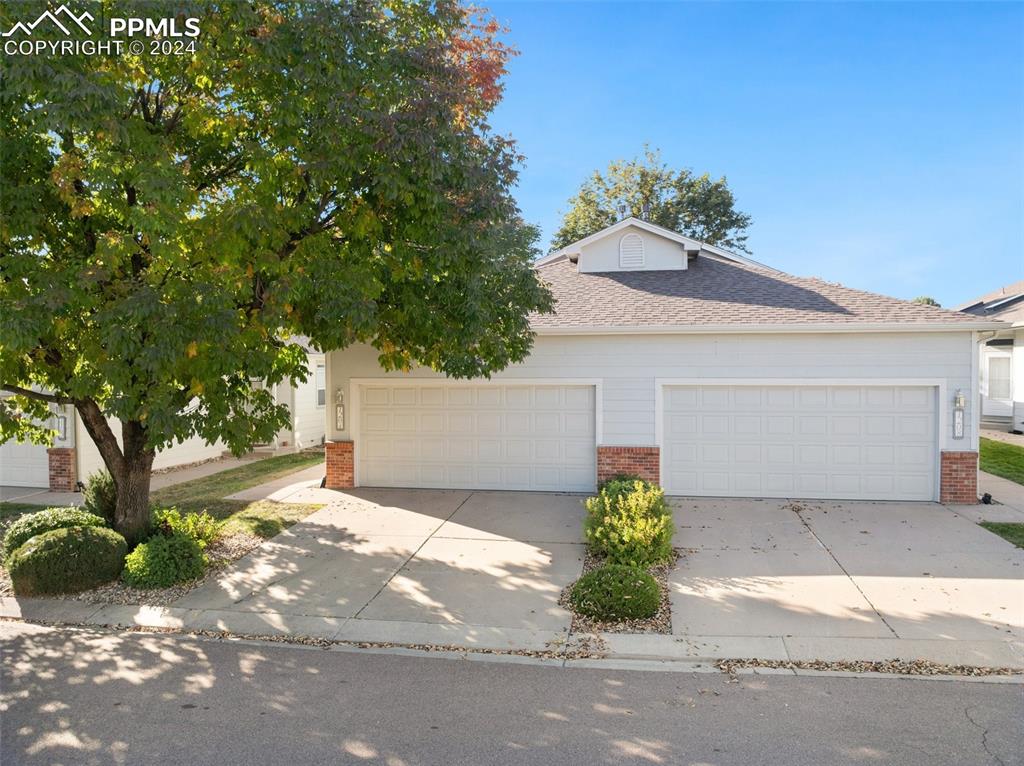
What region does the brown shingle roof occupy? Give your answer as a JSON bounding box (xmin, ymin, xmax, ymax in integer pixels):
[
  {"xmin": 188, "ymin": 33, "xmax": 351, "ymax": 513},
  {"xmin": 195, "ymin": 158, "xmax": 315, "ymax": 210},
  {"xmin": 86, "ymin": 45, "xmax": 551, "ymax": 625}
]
[{"xmin": 530, "ymin": 256, "xmax": 985, "ymax": 329}]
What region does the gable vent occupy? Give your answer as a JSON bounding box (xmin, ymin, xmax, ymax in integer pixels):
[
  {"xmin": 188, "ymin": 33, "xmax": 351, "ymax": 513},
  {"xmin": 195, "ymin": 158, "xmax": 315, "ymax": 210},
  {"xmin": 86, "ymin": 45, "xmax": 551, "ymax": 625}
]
[{"xmin": 619, "ymin": 233, "xmax": 645, "ymax": 268}]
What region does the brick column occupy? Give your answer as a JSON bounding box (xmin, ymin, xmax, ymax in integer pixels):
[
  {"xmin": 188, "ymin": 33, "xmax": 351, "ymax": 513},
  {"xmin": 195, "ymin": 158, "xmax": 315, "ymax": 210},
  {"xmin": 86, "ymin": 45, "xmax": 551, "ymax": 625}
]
[
  {"xmin": 47, "ymin": 447, "xmax": 77, "ymax": 492},
  {"xmin": 325, "ymin": 440, "xmax": 354, "ymax": 489},
  {"xmin": 596, "ymin": 446, "xmax": 660, "ymax": 486},
  {"xmin": 939, "ymin": 451, "xmax": 978, "ymax": 504}
]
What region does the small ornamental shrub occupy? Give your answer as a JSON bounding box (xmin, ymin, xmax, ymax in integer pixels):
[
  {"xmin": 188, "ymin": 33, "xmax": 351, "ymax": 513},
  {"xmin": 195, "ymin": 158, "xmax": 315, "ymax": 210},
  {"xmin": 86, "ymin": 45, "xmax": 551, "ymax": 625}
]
[
  {"xmin": 584, "ymin": 480, "xmax": 673, "ymax": 567},
  {"xmin": 153, "ymin": 507, "xmax": 219, "ymax": 550},
  {"xmin": 2, "ymin": 507, "xmax": 105, "ymax": 563},
  {"xmin": 82, "ymin": 470, "xmax": 118, "ymax": 526},
  {"xmin": 569, "ymin": 564, "xmax": 660, "ymax": 621},
  {"xmin": 597, "ymin": 474, "xmax": 651, "ymax": 494},
  {"xmin": 7, "ymin": 526, "xmax": 127, "ymax": 596},
  {"xmin": 123, "ymin": 531, "xmax": 206, "ymax": 589}
]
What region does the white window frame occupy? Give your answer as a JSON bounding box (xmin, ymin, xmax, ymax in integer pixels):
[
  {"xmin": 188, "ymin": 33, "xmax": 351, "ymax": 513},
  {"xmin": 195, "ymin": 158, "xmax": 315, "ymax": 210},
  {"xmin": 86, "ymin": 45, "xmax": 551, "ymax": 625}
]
[{"xmin": 315, "ymin": 364, "xmax": 326, "ymax": 408}]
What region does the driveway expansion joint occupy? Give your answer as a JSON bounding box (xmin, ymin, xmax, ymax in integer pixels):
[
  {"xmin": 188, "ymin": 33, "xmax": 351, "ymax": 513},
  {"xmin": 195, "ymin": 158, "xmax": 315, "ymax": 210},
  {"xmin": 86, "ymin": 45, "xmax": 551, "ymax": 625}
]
[
  {"xmin": 791, "ymin": 506, "xmax": 901, "ymax": 639},
  {"xmin": 350, "ymin": 490, "xmax": 477, "ymax": 620}
]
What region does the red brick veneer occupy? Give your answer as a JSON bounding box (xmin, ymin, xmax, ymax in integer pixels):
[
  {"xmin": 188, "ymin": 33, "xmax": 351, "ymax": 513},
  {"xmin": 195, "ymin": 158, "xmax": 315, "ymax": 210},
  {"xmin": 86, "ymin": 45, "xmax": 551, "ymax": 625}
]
[
  {"xmin": 939, "ymin": 451, "xmax": 978, "ymax": 504},
  {"xmin": 325, "ymin": 441, "xmax": 354, "ymax": 489},
  {"xmin": 47, "ymin": 447, "xmax": 77, "ymax": 492},
  {"xmin": 596, "ymin": 446, "xmax": 660, "ymax": 486}
]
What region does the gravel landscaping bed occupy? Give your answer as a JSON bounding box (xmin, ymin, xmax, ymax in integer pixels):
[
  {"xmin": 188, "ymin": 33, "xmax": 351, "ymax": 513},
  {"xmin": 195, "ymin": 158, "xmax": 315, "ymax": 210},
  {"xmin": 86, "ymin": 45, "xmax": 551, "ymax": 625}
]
[
  {"xmin": 559, "ymin": 549, "xmax": 679, "ymax": 634},
  {"xmin": 715, "ymin": 658, "xmax": 1020, "ymax": 677},
  {"xmin": 0, "ymin": 532, "xmax": 263, "ymax": 605}
]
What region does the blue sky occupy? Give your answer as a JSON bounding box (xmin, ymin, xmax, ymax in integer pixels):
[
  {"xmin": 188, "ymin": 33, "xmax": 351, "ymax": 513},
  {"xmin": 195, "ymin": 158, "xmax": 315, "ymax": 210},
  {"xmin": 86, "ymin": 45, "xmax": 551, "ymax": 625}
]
[{"xmin": 488, "ymin": 2, "xmax": 1024, "ymax": 307}]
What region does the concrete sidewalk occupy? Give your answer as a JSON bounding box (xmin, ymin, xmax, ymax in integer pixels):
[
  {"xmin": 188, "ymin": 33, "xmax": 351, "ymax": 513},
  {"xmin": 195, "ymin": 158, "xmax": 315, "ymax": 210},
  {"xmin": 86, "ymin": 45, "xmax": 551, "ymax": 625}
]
[
  {"xmin": 953, "ymin": 471, "xmax": 1024, "ymax": 522},
  {"xmin": 0, "ymin": 454, "xmax": 272, "ymax": 507}
]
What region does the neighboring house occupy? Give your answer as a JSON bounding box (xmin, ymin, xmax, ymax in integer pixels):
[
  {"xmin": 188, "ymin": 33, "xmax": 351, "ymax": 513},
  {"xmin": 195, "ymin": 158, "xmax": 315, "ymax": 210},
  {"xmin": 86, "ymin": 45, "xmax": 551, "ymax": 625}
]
[
  {"xmin": 955, "ymin": 281, "xmax": 1024, "ymax": 433},
  {"xmin": 323, "ymin": 218, "xmax": 1005, "ymax": 504},
  {"xmin": 0, "ymin": 350, "xmax": 326, "ymax": 491}
]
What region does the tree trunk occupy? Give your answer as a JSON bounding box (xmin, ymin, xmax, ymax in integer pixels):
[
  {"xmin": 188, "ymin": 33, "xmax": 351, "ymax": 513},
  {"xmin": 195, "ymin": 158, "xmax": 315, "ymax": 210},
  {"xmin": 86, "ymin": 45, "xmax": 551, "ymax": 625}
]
[
  {"xmin": 75, "ymin": 399, "xmax": 155, "ymax": 545},
  {"xmin": 113, "ymin": 451, "xmax": 155, "ymax": 545}
]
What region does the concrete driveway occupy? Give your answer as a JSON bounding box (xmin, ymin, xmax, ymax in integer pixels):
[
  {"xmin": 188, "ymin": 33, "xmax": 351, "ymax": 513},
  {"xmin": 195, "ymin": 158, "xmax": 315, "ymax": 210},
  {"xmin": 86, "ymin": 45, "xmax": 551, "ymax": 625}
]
[
  {"xmin": 173, "ymin": 489, "xmax": 587, "ymax": 649},
  {"xmin": 670, "ymin": 497, "xmax": 1023, "ymax": 655},
  {"xmin": 161, "ymin": 480, "xmax": 1022, "ymax": 664}
]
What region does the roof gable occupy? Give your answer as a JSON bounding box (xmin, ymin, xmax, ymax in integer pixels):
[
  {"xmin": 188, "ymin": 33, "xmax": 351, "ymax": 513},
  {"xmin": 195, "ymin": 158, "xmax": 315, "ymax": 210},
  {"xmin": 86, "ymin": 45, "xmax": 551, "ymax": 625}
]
[{"xmin": 536, "ymin": 217, "xmax": 774, "ymax": 272}]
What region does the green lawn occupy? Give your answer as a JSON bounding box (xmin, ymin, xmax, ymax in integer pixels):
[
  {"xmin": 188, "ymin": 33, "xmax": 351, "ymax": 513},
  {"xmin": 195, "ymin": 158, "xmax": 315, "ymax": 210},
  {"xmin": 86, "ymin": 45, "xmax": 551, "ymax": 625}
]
[
  {"xmin": 1, "ymin": 450, "xmax": 326, "ymax": 542},
  {"xmin": 151, "ymin": 450, "xmax": 326, "ymax": 539},
  {"xmin": 979, "ymin": 437, "xmax": 1024, "ymax": 486},
  {"xmin": 980, "ymin": 522, "xmax": 1024, "ymax": 548}
]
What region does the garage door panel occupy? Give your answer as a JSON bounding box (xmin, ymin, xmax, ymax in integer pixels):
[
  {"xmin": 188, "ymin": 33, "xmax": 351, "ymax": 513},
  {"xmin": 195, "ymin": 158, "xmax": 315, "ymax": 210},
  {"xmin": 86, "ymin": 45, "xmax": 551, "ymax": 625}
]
[
  {"xmin": 663, "ymin": 385, "xmax": 937, "ymax": 501},
  {"xmin": 359, "ymin": 384, "xmax": 596, "ymax": 492},
  {"xmin": 0, "ymin": 440, "xmax": 50, "ymax": 488}
]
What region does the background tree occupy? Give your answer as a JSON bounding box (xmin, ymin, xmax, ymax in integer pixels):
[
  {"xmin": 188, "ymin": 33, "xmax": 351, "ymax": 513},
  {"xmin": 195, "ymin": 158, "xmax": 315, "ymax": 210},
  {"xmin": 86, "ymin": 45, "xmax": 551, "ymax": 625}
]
[
  {"xmin": 551, "ymin": 146, "xmax": 752, "ymax": 253},
  {"xmin": 0, "ymin": 0, "xmax": 551, "ymax": 542},
  {"xmin": 912, "ymin": 296, "xmax": 941, "ymax": 306}
]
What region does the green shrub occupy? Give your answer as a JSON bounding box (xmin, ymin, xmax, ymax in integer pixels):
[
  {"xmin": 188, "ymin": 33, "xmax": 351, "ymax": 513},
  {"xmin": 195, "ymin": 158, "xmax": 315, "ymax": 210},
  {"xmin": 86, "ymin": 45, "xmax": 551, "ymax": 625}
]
[
  {"xmin": 82, "ymin": 470, "xmax": 117, "ymax": 526},
  {"xmin": 2, "ymin": 507, "xmax": 105, "ymax": 563},
  {"xmin": 597, "ymin": 474, "xmax": 651, "ymax": 494},
  {"xmin": 153, "ymin": 507, "xmax": 219, "ymax": 550},
  {"xmin": 584, "ymin": 480, "xmax": 673, "ymax": 567},
  {"xmin": 123, "ymin": 531, "xmax": 206, "ymax": 589},
  {"xmin": 7, "ymin": 526, "xmax": 127, "ymax": 596},
  {"xmin": 569, "ymin": 564, "xmax": 661, "ymax": 621}
]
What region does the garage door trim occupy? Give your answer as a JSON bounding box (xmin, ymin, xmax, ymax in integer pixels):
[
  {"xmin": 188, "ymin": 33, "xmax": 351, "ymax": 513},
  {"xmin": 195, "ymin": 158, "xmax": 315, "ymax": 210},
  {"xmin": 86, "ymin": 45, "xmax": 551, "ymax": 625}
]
[
  {"xmin": 655, "ymin": 378, "xmax": 947, "ymax": 501},
  {"xmin": 349, "ymin": 378, "xmax": 603, "ymax": 489}
]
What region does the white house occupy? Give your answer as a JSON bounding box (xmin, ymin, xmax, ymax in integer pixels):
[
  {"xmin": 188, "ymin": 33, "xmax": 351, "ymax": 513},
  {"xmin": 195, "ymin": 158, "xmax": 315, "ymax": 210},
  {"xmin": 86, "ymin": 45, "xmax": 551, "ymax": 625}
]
[
  {"xmin": 0, "ymin": 350, "xmax": 326, "ymax": 491},
  {"xmin": 323, "ymin": 218, "xmax": 1005, "ymax": 504},
  {"xmin": 955, "ymin": 281, "xmax": 1024, "ymax": 434}
]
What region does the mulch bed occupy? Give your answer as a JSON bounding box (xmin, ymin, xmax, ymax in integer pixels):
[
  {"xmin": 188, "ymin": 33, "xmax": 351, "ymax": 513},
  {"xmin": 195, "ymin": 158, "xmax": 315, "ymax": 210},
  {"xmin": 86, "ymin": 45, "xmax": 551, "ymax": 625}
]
[
  {"xmin": 0, "ymin": 532, "xmax": 264, "ymax": 605},
  {"xmin": 559, "ymin": 548, "xmax": 680, "ymax": 635}
]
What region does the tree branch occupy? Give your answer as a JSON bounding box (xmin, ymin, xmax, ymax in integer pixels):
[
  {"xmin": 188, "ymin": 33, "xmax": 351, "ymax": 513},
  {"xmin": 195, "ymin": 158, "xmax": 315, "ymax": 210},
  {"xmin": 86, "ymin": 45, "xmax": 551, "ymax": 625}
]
[{"xmin": 0, "ymin": 385, "xmax": 72, "ymax": 405}]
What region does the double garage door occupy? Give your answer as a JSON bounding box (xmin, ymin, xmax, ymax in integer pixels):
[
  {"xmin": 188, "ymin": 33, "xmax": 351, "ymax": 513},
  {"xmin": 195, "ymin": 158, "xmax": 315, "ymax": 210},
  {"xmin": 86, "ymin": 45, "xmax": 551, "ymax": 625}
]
[
  {"xmin": 358, "ymin": 384, "xmax": 596, "ymax": 491},
  {"xmin": 662, "ymin": 384, "xmax": 938, "ymax": 501},
  {"xmin": 354, "ymin": 381, "xmax": 938, "ymax": 501}
]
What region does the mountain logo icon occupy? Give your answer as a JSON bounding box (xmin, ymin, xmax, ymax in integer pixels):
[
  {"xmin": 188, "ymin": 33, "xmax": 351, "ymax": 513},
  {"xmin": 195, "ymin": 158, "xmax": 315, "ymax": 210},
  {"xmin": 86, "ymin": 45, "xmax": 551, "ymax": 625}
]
[{"xmin": 2, "ymin": 4, "xmax": 94, "ymax": 37}]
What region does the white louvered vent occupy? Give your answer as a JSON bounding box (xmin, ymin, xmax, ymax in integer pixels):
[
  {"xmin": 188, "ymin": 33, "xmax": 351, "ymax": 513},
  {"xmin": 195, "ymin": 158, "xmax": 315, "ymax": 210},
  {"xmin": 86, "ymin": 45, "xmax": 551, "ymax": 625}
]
[{"xmin": 619, "ymin": 233, "xmax": 645, "ymax": 268}]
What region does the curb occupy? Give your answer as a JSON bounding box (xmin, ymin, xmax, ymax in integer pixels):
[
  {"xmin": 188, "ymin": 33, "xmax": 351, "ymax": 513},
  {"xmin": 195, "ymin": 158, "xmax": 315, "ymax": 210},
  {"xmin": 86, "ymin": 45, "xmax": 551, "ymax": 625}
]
[{"xmin": 4, "ymin": 615, "xmax": 1023, "ymax": 684}]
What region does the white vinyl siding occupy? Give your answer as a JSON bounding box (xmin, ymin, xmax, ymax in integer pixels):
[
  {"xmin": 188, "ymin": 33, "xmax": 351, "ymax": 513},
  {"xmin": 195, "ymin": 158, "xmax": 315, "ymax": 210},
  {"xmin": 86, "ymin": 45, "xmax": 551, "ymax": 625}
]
[
  {"xmin": 662, "ymin": 384, "xmax": 937, "ymax": 500},
  {"xmin": 329, "ymin": 332, "xmax": 975, "ymax": 454},
  {"xmin": 357, "ymin": 383, "xmax": 596, "ymax": 491}
]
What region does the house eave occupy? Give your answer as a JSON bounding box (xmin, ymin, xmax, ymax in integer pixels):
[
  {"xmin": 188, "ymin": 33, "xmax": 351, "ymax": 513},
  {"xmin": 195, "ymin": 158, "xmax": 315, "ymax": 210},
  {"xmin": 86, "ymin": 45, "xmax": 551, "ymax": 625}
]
[{"xmin": 531, "ymin": 321, "xmax": 1010, "ymax": 335}]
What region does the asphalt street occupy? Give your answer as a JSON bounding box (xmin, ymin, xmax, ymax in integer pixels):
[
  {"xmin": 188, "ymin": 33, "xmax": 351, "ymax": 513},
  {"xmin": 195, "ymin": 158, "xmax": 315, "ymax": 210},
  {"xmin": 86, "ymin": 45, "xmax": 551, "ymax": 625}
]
[{"xmin": 1, "ymin": 621, "xmax": 1020, "ymax": 766}]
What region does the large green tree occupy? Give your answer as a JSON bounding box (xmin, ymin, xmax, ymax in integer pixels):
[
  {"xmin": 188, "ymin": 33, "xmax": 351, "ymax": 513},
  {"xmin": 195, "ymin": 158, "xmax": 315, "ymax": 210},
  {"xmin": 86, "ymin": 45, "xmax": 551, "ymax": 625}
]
[
  {"xmin": 551, "ymin": 146, "xmax": 752, "ymax": 253},
  {"xmin": 1, "ymin": 0, "xmax": 551, "ymax": 542}
]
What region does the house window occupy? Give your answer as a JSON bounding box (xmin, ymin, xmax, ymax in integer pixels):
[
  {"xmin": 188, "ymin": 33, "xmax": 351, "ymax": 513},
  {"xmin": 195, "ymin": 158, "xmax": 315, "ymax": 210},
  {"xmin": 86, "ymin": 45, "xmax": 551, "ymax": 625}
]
[
  {"xmin": 315, "ymin": 364, "xmax": 326, "ymax": 407},
  {"xmin": 619, "ymin": 233, "xmax": 645, "ymax": 268},
  {"xmin": 989, "ymin": 356, "xmax": 1011, "ymax": 400}
]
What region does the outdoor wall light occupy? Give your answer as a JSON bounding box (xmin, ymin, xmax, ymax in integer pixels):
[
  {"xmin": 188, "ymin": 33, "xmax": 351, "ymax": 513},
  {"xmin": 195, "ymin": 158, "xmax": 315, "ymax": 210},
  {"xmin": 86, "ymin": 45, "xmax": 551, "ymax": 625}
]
[
  {"xmin": 334, "ymin": 388, "xmax": 345, "ymax": 431},
  {"xmin": 952, "ymin": 389, "xmax": 965, "ymax": 439}
]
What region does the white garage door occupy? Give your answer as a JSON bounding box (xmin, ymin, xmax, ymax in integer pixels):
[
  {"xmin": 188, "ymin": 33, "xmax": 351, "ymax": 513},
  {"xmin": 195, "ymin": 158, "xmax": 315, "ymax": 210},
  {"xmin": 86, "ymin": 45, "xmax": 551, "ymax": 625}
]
[
  {"xmin": 662, "ymin": 384, "xmax": 937, "ymax": 501},
  {"xmin": 358, "ymin": 384, "xmax": 596, "ymax": 491},
  {"xmin": 0, "ymin": 440, "xmax": 50, "ymax": 488}
]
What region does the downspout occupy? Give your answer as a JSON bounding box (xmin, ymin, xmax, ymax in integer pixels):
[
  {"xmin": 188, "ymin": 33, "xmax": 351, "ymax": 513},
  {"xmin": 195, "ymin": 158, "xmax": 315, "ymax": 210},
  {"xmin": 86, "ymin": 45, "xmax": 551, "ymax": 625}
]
[{"xmin": 974, "ymin": 330, "xmax": 995, "ymax": 450}]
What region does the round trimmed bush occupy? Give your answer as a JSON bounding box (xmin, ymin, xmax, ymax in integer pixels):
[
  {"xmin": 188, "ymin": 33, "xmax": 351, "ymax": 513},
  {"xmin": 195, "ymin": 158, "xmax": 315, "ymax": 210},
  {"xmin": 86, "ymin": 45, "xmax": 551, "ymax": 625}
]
[
  {"xmin": 122, "ymin": 531, "xmax": 206, "ymax": 589},
  {"xmin": 7, "ymin": 526, "xmax": 128, "ymax": 596},
  {"xmin": 82, "ymin": 470, "xmax": 117, "ymax": 526},
  {"xmin": 2, "ymin": 507, "xmax": 106, "ymax": 563},
  {"xmin": 569, "ymin": 564, "xmax": 661, "ymax": 621}
]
